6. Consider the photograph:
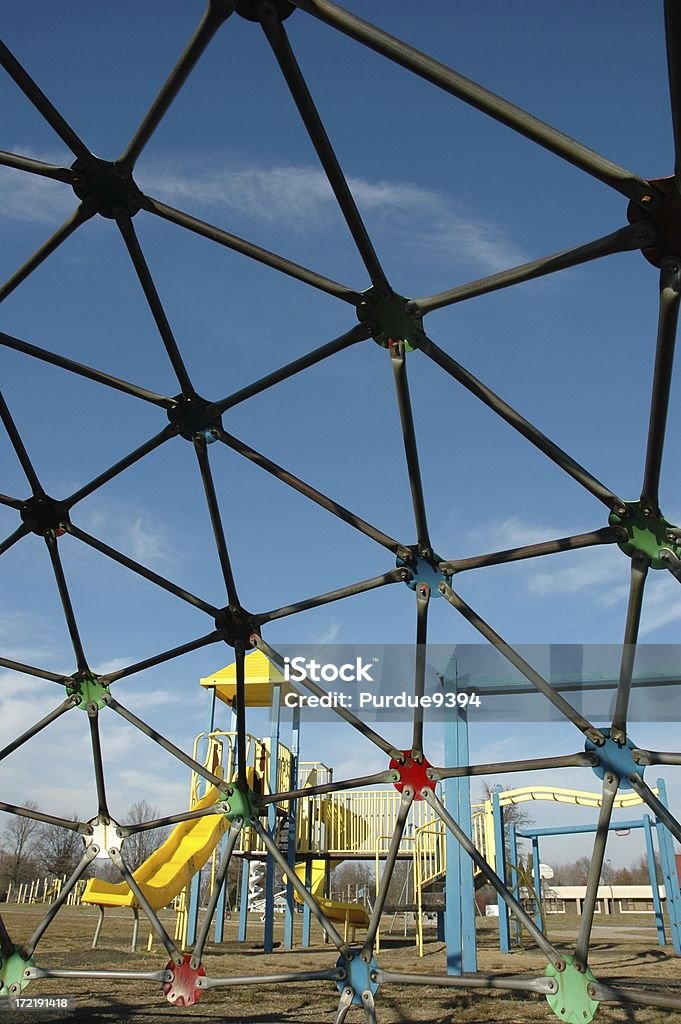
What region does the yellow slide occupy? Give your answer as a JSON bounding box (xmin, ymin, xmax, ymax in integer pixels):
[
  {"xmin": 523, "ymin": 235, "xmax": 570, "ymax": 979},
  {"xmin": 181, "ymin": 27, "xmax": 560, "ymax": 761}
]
[
  {"xmin": 293, "ymin": 861, "xmax": 369, "ymax": 938},
  {"xmin": 82, "ymin": 786, "xmax": 227, "ymax": 911}
]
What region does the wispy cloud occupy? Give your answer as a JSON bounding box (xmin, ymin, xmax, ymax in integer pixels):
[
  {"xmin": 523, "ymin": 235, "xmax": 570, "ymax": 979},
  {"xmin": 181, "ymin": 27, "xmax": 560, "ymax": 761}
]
[{"xmin": 0, "ymin": 148, "xmax": 74, "ymax": 223}]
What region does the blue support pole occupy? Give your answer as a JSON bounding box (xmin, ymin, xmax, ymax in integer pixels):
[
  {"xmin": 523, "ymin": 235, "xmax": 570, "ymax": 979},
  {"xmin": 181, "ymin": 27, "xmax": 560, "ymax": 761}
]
[
  {"xmin": 508, "ymin": 824, "xmax": 521, "ymax": 947},
  {"xmin": 493, "ymin": 788, "xmax": 510, "ymax": 953},
  {"xmin": 284, "ymin": 706, "xmax": 300, "ymax": 949},
  {"xmin": 654, "ymin": 779, "xmax": 681, "ymax": 954},
  {"xmin": 263, "ymin": 682, "xmax": 281, "ymax": 953},
  {"xmin": 302, "ymin": 860, "xmax": 312, "ymax": 947},
  {"xmin": 531, "ymin": 837, "xmax": 542, "ymax": 932},
  {"xmin": 443, "ymin": 656, "xmax": 477, "ymax": 975},
  {"xmin": 238, "ymin": 858, "xmax": 250, "ymax": 941},
  {"xmin": 643, "ymin": 813, "xmax": 666, "ymax": 947},
  {"xmin": 186, "ymin": 685, "xmax": 218, "ymax": 948}
]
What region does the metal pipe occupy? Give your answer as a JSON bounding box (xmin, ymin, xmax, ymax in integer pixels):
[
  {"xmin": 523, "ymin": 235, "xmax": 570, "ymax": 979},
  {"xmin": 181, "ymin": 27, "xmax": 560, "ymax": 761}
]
[
  {"xmin": 377, "ymin": 969, "xmax": 556, "ymax": 995},
  {"xmin": 260, "ymin": 769, "xmax": 397, "ymax": 805},
  {"xmin": 414, "ymin": 223, "xmax": 656, "ymax": 314},
  {"xmin": 611, "ymin": 553, "xmax": 649, "ymax": 743},
  {"xmin": 118, "ymin": 804, "xmax": 223, "ymax": 837},
  {"xmin": 260, "ymin": 2, "xmax": 388, "ymax": 290},
  {"xmin": 26, "ymin": 966, "xmax": 173, "ymax": 982},
  {"xmin": 0, "ymin": 203, "xmax": 96, "ymax": 303},
  {"xmin": 0, "ymin": 912, "xmax": 14, "ymax": 957},
  {"xmin": 65, "ymin": 425, "xmax": 179, "ymax": 507},
  {"xmin": 361, "ymin": 787, "xmax": 413, "ymax": 960},
  {"xmin": 67, "ymin": 522, "xmax": 218, "ymax": 616},
  {"xmin": 441, "ymin": 526, "xmax": 621, "ymax": 574},
  {"xmin": 574, "ymin": 772, "xmax": 618, "ymax": 968},
  {"xmin": 591, "ymin": 981, "xmax": 681, "ymax": 1010},
  {"xmin": 390, "ymin": 340, "xmax": 431, "ymax": 550},
  {"xmin": 22, "ymin": 847, "xmax": 98, "ymax": 957},
  {"xmin": 194, "ymin": 439, "xmax": 239, "ymax": 607},
  {"xmin": 215, "ymin": 427, "xmax": 410, "ymax": 559},
  {"xmin": 289, "ymin": 0, "xmax": 652, "ymax": 205},
  {"xmin": 191, "ymin": 818, "xmax": 243, "ymax": 965},
  {"xmin": 632, "ymin": 749, "xmax": 681, "ymax": 767},
  {"xmin": 0, "ymin": 695, "xmax": 78, "ymax": 763},
  {"xmin": 0, "ymin": 389, "xmax": 44, "ymax": 496},
  {"xmin": 88, "ymin": 708, "xmax": 110, "ymax": 818},
  {"xmin": 439, "ymin": 582, "xmax": 604, "ymax": 744},
  {"xmin": 0, "ymin": 657, "xmax": 66, "ymax": 684},
  {"xmin": 256, "ymin": 568, "xmax": 407, "ymax": 624},
  {"xmin": 0, "ymin": 525, "xmax": 28, "ymax": 558},
  {"xmin": 0, "ymin": 801, "xmax": 91, "ymax": 833},
  {"xmin": 44, "ymin": 532, "xmax": 88, "ymax": 673},
  {"xmin": 0, "ymin": 150, "xmax": 74, "ymax": 183},
  {"xmin": 202, "ymin": 968, "xmax": 344, "ymax": 988},
  {"xmin": 431, "ymin": 752, "xmax": 596, "ymax": 780},
  {"xmin": 411, "ymin": 584, "xmax": 429, "ymax": 761},
  {"xmin": 102, "ymin": 629, "xmax": 222, "ymax": 683},
  {"xmin": 664, "ymin": 0, "xmax": 681, "ymax": 184},
  {"xmin": 141, "ymin": 195, "xmax": 361, "ymax": 303},
  {"xmin": 629, "ymin": 774, "xmax": 681, "ymax": 845},
  {"xmin": 108, "ymin": 848, "xmax": 183, "ymax": 964},
  {"xmin": 234, "ymin": 643, "xmax": 248, "ymax": 793}
]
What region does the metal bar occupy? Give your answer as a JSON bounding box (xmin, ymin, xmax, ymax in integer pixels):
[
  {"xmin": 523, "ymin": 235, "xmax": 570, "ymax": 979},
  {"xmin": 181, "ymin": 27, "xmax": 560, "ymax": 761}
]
[
  {"xmin": 27, "ymin": 967, "xmax": 172, "ymax": 982},
  {"xmin": 0, "ymin": 657, "xmax": 66, "ymax": 683},
  {"xmin": 411, "ymin": 583, "xmax": 429, "ymax": 761},
  {"xmin": 255, "ymin": 568, "xmax": 407, "ymax": 624},
  {"xmin": 44, "ymin": 532, "xmax": 88, "ymax": 673},
  {"xmin": 260, "ymin": 769, "xmax": 397, "ymax": 806},
  {"xmin": 611, "ymin": 553, "xmax": 649, "ymax": 744},
  {"xmin": 413, "ymin": 223, "xmax": 656, "ymax": 314},
  {"xmin": 361, "ymin": 787, "xmax": 413, "ymax": 960},
  {"xmin": 592, "ymin": 982, "xmax": 681, "ymax": 1010},
  {"xmin": 363, "ymin": 988, "xmax": 377, "ymax": 1023},
  {"xmin": 234, "ymin": 642, "xmax": 247, "ymax": 791},
  {"xmin": 191, "ymin": 818, "xmax": 242, "ymax": 965},
  {"xmin": 105, "ymin": 694, "xmax": 229, "ymax": 793},
  {"xmin": 88, "ymin": 708, "xmax": 110, "ymax": 818},
  {"xmin": 118, "ymin": 1, "xmax": 237, "ymax": 170},
  {"xmin": 633, "ymin": 749, "xmax": 681, "ymax": 766},
  {"xmin": 210, "ymin": 323, "xmax": 369, "ymax": 415},
  {"xmin": 65, "ymin": 425, "xmax": 178, "ymax": 507},
  {"xmin": 0, "ymin": 390, "xmax": 44, "ymax": 495},
  {"xmin": 251, "ymin": 816, "xmax": 352, "ymax": 957},
  {"xmin": 102, "ymin": 629, "xmax": 222, "ymax": 683},
  {"xmin": 21, "ymin": 847, "xmax": 98, "ymax": 957},
  {"xmin": 141, "ymin": 195, "xmax": 361, "ymax": 303},
  {"xmin": 665, "ymin": 0, "xmax": 681, "ymax": 183},
  {"xmin": 439, "ymin": 582, "xmax": 604, "ymax": 743},
  {"xmin": 256, "ymin": 636, "xmax": 405, "ymax": 761},
  {"xmin": 0, "ymin": 912, "xmax": 14, "ymax": 958},
  {"xmin": 215, "ymin": 427, "xmax": 410, "ymax": 558},
  {"xmin": 0, "ymin": 41, "xmax": 91, "ymax": 160},
  {"xmin": 114, "ymin": 208, "xmax": 194, "ymax": 394},
  {"xmin": 390, "ymin": 340, "xmax": 431, "ymax": 550},
  {"xmin": 117, "ymin": 804, "xmax": 222, "ymax": 838},
  {"xmin": 421, "ymin": 334, "xmax": 622, "ymax": 510},
  {"xmin": 202, "ymin": 968, "xmax": 344, "ymax": 988},
  {"xmin": 377, "ymin": 970, "xmax": 555, "ymax": 995},
  {"xmin": 260, "ymin": 5, "xmax": 388, "ymax": 289},
  {"xmin": 423, "ymin": 788, "xmax": 564, "ymax": 968},
  {"xmin": 194, "ymin": 438, "xmax": 239, "ymax": 606},
  {"xmin": 574, "ymin": 772, "xmax": 618, "ymax": 968},
  {"xmin": 629, "ymin": 773, "xmax": 681, "ymax": 845},
  {"xmin": 431, "ymin": 751, "xmax": 596, "ymax": 780},
  {"xmin": 0, "ymin": 330, "xmax": 174, "ymax": 409},
  {"xmin": 0, "ymin": 150, "xmax": 74, "ymax": 183},
  {"xmin": 0, "ymin": 523, "xmax": 30, "ymax": 558},
  {"xmin": 0, "ymin": 695, "xmax": 77, "ymax": 763},
  {"xmin": 107, "ymin": 848, "xmax": 183, "ymax": 964},
  {"xmin": 641, "ymin": 260, "xmax": 681, "ymax": 512},
  {"xmin": 289, "ymin": 0, "xmax": 652, "ymax": 205},
  {"xmin": 0, "ymin": 493, "xmax": 23, "ymax": 510},
  {"xmin": 0, "ymin": 801, "xmax": 90, "ymax": 833},
  {"xmin": 441, "ymin": 526, "xmax": 622, "ymax": 574},
  {"xmin": 0, "ymin": 203, "xmax": 96, "ymax": 303},
  {"xmin": 66, "ymin": 522, "xmax": 218, "ymax": 616},
  {"xmin": 661, "ymin": 546, "xmax": 681, "ymax": 581}
]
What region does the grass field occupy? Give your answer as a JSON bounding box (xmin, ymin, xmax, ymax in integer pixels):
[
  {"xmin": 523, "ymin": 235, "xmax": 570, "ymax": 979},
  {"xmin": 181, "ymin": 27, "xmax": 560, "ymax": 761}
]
[{"xmin": 1, "ymin": 904, "xmax": 680, "ymax": 1023}]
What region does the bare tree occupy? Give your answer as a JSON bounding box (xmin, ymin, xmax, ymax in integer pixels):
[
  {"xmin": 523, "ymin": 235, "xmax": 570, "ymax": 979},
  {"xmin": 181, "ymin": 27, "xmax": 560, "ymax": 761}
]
[
  {"xmin": 0, "ymin": 804, "xmax": 42, "ymax": 887},
  {"xmin": 120, "ymin": 800, "xmax": 169, "ymax": 872},
  {"xmin": 35, "ymin": 815, "xmax": 85, "ymax": 879}
]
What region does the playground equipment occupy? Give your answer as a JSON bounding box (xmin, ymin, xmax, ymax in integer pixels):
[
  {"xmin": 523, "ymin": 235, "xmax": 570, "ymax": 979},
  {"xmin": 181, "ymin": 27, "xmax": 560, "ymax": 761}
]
[{"xmin": 2, "ymin": 3, "xmax": 681, "ymax": 1021}]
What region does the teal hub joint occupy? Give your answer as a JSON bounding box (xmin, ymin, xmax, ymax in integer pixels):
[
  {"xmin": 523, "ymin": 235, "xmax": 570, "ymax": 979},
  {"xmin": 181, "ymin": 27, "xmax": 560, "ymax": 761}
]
[
  {"xmin": 0, "ymin": 947, "xmax": 34, "ymax": 998},
  {"xmin": 585, "ymin": 728, "xmax": 641, "ymax": 792},
  {"xmin": 336, "ymin": 951, "xmax": 380, "ymax": 1006},
  {"xmin": 609, "ymin": 501, "xmax": 681, "ymax": 568},
  {"xmin": 397, "ymin": 545, "xmax": 451, "ymax": 598},
  {"xmin": 545, "ymin": 955, "xmax": 599, "ymax": 1023},
  {"xmin": 67, "ymin": 672, "xmax": 109, "ymax": 711},
  {"xmin": 357, "ymin": 287, "xmax": 424, "ymax": 351}
]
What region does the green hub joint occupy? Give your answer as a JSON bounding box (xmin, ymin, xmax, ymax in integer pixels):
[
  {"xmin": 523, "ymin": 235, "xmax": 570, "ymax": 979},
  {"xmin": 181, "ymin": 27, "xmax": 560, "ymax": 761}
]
[
  {"xmin": 357, "ymin": 287, "xmax": 424, "ymax": 352},
  {"xmin": 545, "ymin": 955, "xmax": 599, "ymax": 1023},
  {"xmin": 0, "ymin": 947, "xmax": 34, "ymax": 997},
  {"xmin": 609, "ymin": 501, "xmax": 681, "ymax": 569},
  {"xmin": 220, "ymin": 787, "xmax": 260, "ymax": 821},
  {"xmin": 67, "ymin": 672, "xmax": 109, "ymax": 711}
]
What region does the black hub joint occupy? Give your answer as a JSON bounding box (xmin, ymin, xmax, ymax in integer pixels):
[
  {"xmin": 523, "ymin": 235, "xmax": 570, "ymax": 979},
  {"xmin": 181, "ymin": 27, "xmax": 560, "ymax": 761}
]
[
  {"xmin": 20, "ymin": 495, "xmax": 70, "ymax": 536},
  {"xmin": 71, "ymin": 157, "xmax": 144, "ymax": 219},
  {"xmin": 168, "ymin": 394, "xmax": 223, "ymax": 443},
  {"xmin": 214, "ymin": 605, "xmax": 259, "ymax": 648}
]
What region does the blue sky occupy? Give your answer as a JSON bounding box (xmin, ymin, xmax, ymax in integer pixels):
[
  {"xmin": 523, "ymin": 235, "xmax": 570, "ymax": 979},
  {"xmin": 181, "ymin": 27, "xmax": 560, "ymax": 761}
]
[{"xmin": 1, "ymin": 1, "xmax": 680, "ymax": 869}]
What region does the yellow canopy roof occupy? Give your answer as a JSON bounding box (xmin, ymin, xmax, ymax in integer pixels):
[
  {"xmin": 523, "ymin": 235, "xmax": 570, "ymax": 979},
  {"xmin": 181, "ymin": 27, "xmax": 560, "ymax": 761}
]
[{"xmin": 200, "ymin": 648, "xmax": 292, "ymax": 707}]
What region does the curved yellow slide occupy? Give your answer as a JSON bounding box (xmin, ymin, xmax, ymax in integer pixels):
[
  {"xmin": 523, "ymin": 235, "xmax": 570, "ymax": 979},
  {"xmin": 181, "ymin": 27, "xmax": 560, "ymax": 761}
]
[
  {"xmin": 293, "ymin": 861, "xmax": 369, "ymax": 932},
  {"xmin": 82, "ymin": 787, "xmax": 227, "ymax": 911}
]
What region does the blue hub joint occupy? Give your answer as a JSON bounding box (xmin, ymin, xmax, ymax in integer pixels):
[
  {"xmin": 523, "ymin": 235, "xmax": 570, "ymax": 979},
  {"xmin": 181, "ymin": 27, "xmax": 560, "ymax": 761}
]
[
  {"xmin": 397, "ymin": 545, "xmax": 451, "ymax": 598},
  {"xmin": 336, "ymin": 951, "xmax": 380, "ymax": 1006},
  {"xmin": 585, "ymin": 728, "xmax": 642, "ymax": 792}
]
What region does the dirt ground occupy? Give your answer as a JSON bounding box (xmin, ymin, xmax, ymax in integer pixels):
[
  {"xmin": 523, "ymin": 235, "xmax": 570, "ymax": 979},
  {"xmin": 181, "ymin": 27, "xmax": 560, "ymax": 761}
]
[{"xmin": 1, "ymin": 904, "xmax": 680, "ymax": 1023}]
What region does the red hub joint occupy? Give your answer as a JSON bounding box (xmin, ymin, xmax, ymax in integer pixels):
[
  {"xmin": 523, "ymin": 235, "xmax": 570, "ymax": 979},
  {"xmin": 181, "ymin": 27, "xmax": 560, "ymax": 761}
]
[
  {"xmin": 163, "ymin": 954, "xmax": 205, "ymax": 1006},
  {"xmin": 389, "ymin": 750, "xmax": 435, "ymax": 801}
]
